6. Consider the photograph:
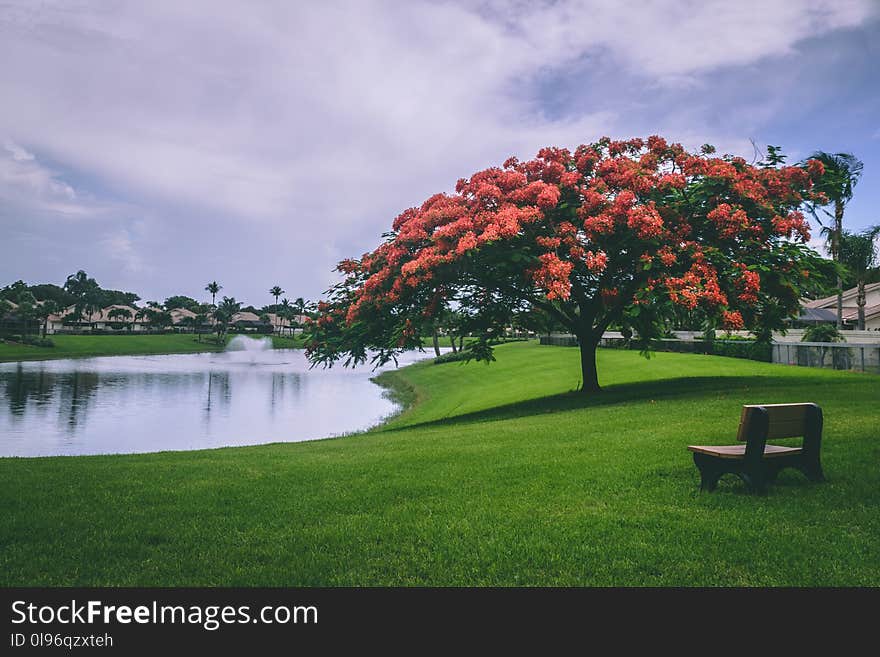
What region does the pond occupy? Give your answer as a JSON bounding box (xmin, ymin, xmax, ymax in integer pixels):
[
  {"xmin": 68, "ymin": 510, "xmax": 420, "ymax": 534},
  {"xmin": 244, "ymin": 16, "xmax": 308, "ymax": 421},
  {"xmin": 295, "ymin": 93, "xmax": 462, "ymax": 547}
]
[{"xmin": 0, "ymin": 337, "xmax": 442, "ymax": 457}]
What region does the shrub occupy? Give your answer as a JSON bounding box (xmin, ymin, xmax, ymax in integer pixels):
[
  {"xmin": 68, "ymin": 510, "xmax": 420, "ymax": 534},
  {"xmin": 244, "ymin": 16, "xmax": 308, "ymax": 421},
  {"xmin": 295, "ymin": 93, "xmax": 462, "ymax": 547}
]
[
  {"xmin": 4, "ymin": 335, "xmax": 54, "ymax": 347},
  {"xmin": 434, "ymin": 350, "xmax": 473, "ymax": 364},
  {"xmin": 711, "ymin": 339, "xmax": 771, "ymax": 362},
  {"xmin": 433, "ymin": 338, "xmax": 528, "ymax": 364},
  {"xmin": 802, "ymin": 324, "xmax": 844, "ymax": 343}
]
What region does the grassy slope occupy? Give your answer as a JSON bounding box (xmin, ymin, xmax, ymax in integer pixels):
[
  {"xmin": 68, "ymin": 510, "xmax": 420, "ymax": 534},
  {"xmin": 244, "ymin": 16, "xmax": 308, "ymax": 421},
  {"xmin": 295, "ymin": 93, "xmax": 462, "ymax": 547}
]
[
  {"xmin": 1, "ymin": 342, "xmax": 878, "ymax": 586},
  {"xmin": 0, "ymin": 334, "xmax": 303, "ymax": 362}
]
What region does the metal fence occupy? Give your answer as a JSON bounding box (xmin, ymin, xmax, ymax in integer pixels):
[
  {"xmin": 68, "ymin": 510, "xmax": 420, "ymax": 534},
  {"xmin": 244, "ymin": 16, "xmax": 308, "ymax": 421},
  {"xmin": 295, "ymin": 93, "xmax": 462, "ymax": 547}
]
[
  {"xmin": 772, "ymin": 342, "xmax": 880, "ymax": 374},
  {"xmin": 539, "ymin": 334, "xmax": 579, "ymax": 347},
  {"xmin": 541, "ymin": 333, "xmax": 880, "ymax": 373}
]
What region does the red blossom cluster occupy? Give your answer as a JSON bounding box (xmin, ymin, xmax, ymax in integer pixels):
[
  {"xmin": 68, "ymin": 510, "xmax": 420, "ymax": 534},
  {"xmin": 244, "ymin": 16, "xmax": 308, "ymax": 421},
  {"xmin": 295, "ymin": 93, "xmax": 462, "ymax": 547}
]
[
  {"xmin": 771, "ymin": 210, "xmax": 811, "ymax": 241},
  {"xmin": 533, "ymin": 253, "xmax": 575, "ymax": 300},
  {"xmin": 721, "ymin": 310, "xmax": 745, "ymax": 330},
  {"xmin": 664, "ymin": 262, "xmax": 728, "ymax": 310},
  {"xmin": 733, "ymin": 263, "xmax": 761, "ymax": 303}
]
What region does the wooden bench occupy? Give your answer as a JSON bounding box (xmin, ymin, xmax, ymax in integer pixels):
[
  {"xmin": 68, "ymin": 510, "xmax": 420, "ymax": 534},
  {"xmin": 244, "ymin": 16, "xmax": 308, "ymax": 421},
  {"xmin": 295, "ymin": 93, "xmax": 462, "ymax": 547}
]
[{"xmin": 688, "ymin": 403, "xmax": 825, "ymax": 493}]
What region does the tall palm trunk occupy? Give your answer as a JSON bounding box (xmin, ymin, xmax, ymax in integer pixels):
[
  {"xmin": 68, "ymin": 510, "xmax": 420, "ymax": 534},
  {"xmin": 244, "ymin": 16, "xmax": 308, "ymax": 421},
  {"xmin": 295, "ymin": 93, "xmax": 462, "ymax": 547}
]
[
  {"xmin": 834, "ymin": 202, "xmax": 843, "ymax": 329},
  {"xmin": 857, "ymin": 279, "xmax": 866, "ymax": 330}
]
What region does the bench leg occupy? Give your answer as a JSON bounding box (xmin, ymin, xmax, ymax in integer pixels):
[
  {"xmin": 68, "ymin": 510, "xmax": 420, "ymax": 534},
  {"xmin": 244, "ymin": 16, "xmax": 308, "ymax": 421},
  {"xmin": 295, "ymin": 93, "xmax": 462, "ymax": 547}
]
[
  {"xmin": 764, "ymin": 462, "xmax": 782, "ymax": 483},
  {"xmin": 738, "ymin": 471, "xmax": 767, "ymax": 495},
  {"xmin": 797, "ymin": 457, "xmax": 825, "ymax": 483},
  {"xmin": 693, "ymin": 454, "xmax": 723, "ymax": 491}
]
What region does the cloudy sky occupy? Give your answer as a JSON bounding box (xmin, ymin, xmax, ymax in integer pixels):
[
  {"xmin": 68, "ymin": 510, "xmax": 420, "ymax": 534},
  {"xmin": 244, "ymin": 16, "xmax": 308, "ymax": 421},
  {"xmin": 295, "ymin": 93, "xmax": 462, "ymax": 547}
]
[{"xmin": 1, "ymin": 0, "xmax": 878, "ymax": 306}]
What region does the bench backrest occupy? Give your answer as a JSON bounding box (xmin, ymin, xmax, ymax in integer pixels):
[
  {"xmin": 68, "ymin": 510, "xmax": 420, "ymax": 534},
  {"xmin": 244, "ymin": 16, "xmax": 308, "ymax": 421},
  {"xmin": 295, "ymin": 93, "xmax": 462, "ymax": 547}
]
[{"xmin": 736, "ymin": 403, "xmax": 815, "ymax": 442}]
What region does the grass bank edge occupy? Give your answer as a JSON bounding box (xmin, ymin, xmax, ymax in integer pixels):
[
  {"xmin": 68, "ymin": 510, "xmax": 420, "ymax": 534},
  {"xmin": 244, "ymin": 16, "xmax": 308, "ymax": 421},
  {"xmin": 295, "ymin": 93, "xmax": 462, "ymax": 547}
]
[{"xmin": 0, "ymin": 333, "xmax": 305, "ymax": 363}]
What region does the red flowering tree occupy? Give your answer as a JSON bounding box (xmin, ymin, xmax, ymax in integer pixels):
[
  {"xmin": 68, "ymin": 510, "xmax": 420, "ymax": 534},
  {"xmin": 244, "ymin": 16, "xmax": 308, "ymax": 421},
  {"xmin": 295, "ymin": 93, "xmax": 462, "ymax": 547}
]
[{"xmin": 306, "ymin": 136, "xmax": 831, "ymax": 393}]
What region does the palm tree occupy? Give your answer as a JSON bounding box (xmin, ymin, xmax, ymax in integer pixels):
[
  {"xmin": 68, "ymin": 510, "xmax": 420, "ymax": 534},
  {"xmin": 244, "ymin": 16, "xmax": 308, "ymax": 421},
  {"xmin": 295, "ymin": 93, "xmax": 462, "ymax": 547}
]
[
  {"xmin": 193, "ymin": 312, "xmax": 208, "ymax": 342},
  {"xmin": 839, "ymin": 226, "xmax": 880, "ymax": 330},
  {"xmin": 269, "ymin": 286, "xmax": 285, "ymax": 334},
  {"xmin": 63, "ymin": 270, "xmax": 97, "ymax": 298},
  {"xmin": 82, "ymin": 291, "xmax": 103, "ymax": 330},
  {"xmin": 205, "ymin": 281, "xmax": 222, "ymax": 308},
  {"xmin": 63, "ymin": 270, "xmax": 100, "ymax": 328},
  {"xmin": 0, "ymin": 298, "xmax": 11, "ymax": 335},
  {"xmin": 807, "ymin": 151, "xmax": 864, "ymax": 328},
  {"xmin": 143, "ymin": 307, "xmax": 172, "ymax": 333},
  {"xmin": 35, "ymin": 300, "xmax": 59, "ymax": 338},
  {"xmin": 134, "ymin": 307, "xmax": 147, "ymax": 328},
  {"xmin": 212, "ymin": 296, "xmax": 242, "ymax": 343},
  {"xmin": 279, "ymin": 298, "xmax": 292, "ymax": 336},
  {"xmin": 292, "ymin": 297, "xmax": 307, "ymax": 325},
  {"xmin": 15, "ymin": 291, "xmax": 38, "ymax": 338},
  {"xmin": 108, "ymin": 307, "xmax": 133, "ymax": 331}
]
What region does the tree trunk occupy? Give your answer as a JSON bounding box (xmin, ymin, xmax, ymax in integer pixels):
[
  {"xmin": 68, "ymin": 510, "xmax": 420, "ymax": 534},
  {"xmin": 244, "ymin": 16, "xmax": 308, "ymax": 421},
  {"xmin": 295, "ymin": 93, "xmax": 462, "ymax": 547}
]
[
  {"xmin": 834, "ymin": 201, "xmax": 843, "ymax": 329},
  {"xmin": 432, "ymin": 329, "xmax": 441, "ymax": 357},
  {"xmin": 578, "ymin": 336, "xmax": 600, "ymax": 394},
  {"xmin": 449, "ymin": 336, "xmax": 457, "ymax": 353},
  {"xmin": 857, "ymin": 279, "xmax": 866, "ymax": 330}
]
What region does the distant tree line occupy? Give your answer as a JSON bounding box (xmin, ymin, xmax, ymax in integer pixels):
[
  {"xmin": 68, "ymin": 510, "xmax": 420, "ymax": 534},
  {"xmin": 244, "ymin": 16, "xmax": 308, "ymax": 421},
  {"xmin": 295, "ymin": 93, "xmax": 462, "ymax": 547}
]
[{"xmin": 1, "ymin": 273, "xmax": 317, "ymax": 344}]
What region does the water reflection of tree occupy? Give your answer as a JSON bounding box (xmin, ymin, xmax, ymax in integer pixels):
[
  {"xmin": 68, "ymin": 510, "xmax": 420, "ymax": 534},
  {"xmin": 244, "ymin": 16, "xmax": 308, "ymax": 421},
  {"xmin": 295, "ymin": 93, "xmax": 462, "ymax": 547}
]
[
  {"xmin": 2, "ymin": 364, "xmax": 66, "ymax": 418},
  {"xmin": 203, "ymin": 371, "xmax": 231, "ymax": 426},
  {"xmin": 56, "ymin": 371, "xmax": 101, "ymax": 431},
  {"xmin": 268, "ymin": 372, "xmax": 302, "ymax": 415}
]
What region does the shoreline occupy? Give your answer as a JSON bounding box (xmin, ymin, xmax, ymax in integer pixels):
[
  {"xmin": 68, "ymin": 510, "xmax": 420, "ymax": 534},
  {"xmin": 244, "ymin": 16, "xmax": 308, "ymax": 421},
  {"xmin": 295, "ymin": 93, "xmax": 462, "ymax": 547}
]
[
  {"xmin": 0, "ymin": 334, "xmax": 303, "ymax": 364},
  {"xmin": 0, "ymin": 342, "xmax": 432, "ymax": 461}
]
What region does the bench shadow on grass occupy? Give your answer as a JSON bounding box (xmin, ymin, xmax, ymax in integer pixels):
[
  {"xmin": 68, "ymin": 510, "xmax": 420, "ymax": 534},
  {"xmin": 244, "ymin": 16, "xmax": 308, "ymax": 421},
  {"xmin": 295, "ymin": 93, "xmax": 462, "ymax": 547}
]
[{"xmin": 388, "ymin": 375, "xmax": 822, "ymax": 432}]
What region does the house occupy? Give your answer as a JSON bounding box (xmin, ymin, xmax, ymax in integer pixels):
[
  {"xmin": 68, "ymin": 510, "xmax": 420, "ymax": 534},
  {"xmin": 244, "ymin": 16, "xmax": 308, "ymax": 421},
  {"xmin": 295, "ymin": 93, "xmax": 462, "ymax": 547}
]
[
  {"xmin": 169, "ymin": 307, "xmax": 215, "ymax": 332},
  {"xmin": 46, "ymin": 304, "xmax": 149, "ymax": 333},
  {"xmin": 169, "ymin": 307, "xmax": 197, "ymax": 325},
  {"xmin": 0, "ymin": 300, "xmax": 39, "ymax": 334},
  {"xmin": 803, "ymin": 282, "xmax": 880, "ymax": 330},
  {"xmin": 264, "ymin": 313, "xmax": 307, "ymax": 335},
  {"xmin": 230, "ymin": 311, "xmax": 271, "ymax": 332}
]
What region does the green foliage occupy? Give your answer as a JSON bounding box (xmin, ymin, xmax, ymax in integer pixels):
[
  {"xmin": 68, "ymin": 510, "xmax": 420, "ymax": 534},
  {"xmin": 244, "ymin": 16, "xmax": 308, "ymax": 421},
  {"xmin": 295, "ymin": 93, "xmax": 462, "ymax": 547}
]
[
  {"xmin": 838, "ymin": 226, "xmax": 880, "ymax": 288},
  {"xmin": 802, "ymin": 324, "xmax": 844, "ymax": 343},
  {"xmin": 2, "ymin": 335, "xmax": 54, "ymax": 348},
  {"xmin": 0, "ymin": 280, "xmax": 28, "ymax": 302},
  {"xmin": 163, "ymin": 295, "xmax": 200, "ymax": 311},
  {"xmin": 711, "ymin": 339, "xmax": 772, "ymax": 362},
  {"xmin": 601, "ymin": 334, "xmax": 771, "ymax": 362},
  {"xmin": 0, "ymin": 282, "xmax": 75, "ymax": 307},
  {"xmin": 98, "ymin": 289, "xmax": 140, "ymax": 307}
]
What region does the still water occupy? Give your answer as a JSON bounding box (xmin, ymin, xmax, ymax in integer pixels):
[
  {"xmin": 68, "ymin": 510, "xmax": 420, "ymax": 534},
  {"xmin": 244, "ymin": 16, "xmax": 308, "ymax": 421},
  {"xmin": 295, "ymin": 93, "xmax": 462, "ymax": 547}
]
[{"xmin": 0, "ymin": 337, "xmax": 440, "ymax": 457}]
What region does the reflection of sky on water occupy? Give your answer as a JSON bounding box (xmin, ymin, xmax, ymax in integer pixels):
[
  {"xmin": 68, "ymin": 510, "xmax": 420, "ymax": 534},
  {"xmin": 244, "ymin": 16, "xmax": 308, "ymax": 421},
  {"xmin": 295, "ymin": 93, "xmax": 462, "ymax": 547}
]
[{"xmin": 0, "ymin": 346, "xmax": 439, "ymax": 457}]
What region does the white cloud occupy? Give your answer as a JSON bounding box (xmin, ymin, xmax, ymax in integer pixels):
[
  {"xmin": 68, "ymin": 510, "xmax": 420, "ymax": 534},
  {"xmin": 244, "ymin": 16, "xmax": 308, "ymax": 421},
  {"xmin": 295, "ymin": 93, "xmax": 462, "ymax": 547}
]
[
  {"xmin": 99, "ymin": 228, "xmax": 147, "ymax": 275},
  {"xmin": 0, "ymin": 140, "xmax": 91, "ymax": 216},
  {"xmin": 3, "ymin": 1, "xmax": 871, "ymax": 223},
  {"xmin": 471, "ymin": 0, "xmax": 874, "ymax": 79},
  {"xmin": 0, "ymin": 0, "xmax": 875, "ymax": 300}
]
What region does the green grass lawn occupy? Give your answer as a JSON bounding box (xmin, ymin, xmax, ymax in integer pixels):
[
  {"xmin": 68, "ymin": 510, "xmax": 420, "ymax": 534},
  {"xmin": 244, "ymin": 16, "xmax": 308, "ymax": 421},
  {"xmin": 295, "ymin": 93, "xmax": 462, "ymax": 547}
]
[
  {"xmin": 1, "ymin": 342, "xmax": 878, "ymax": 586},
  {"xmin": 0, "ymin": 333, "xmax": 303, "ymax": 362}
]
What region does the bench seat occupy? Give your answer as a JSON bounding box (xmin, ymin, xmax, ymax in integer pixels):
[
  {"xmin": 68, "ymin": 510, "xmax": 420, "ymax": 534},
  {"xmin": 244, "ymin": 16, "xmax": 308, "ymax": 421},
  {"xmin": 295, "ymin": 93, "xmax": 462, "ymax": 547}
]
[{"xmin": 687, "ymin": 444, "xmax": 802, "ymax": 459}]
